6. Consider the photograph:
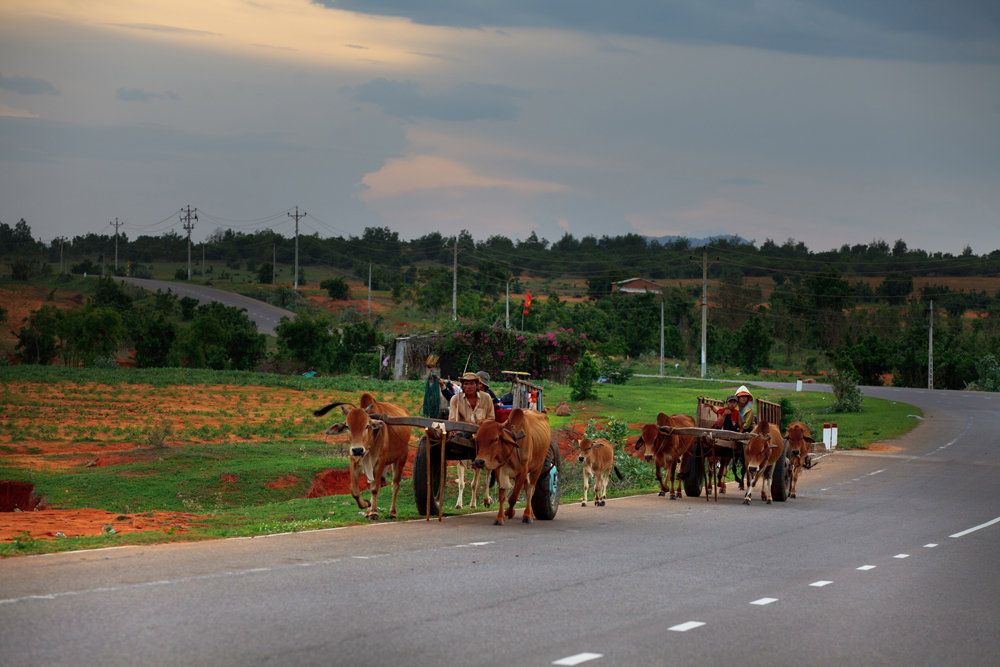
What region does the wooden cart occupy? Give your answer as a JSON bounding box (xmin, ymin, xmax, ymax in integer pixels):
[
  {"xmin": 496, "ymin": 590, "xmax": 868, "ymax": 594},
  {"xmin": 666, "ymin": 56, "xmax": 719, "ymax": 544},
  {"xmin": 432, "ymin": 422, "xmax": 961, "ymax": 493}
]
[{"xmin": 658, "ymin": 396, "xmax": 791, "ymax": 502}]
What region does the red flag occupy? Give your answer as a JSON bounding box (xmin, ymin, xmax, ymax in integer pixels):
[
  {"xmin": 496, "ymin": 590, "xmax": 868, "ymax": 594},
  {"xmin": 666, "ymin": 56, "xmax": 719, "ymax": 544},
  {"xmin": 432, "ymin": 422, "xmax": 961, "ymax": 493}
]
[{"xmin": 523, "ymin": 290, "xmax": 532, "ymax": 315}]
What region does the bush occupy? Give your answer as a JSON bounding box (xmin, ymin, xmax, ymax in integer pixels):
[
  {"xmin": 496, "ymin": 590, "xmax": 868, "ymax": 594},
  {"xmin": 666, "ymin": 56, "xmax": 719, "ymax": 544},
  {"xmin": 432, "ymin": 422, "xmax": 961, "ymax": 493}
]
[
  {"xmin": 598, "ymin": 357, "xmax": 634, "ymax": 385},
  {"xmin": 830, "ymin": 369, "xmax": 863, "ymax": 412},
  {"xmin": 973, "ymin": 354, "xmax": 1000, "ymax": 392},
  {"xmin": 321, "ymin": 277, "xmax": 351, "ymax": 300},
  {"xmin": 569, "ymin": 352, "xmax": 600, "ymax": 401}
]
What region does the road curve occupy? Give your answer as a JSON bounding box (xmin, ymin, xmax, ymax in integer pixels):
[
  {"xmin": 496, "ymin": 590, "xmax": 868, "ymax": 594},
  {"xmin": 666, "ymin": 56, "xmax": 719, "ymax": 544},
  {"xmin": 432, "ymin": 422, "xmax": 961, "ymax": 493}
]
[
  {"xmin": 1, "ymin": 383, "xmax": 998, "ymax": 666},
  {"xmin": 115, "ymin": 277, "xmax": 295, "ymax": 335}
]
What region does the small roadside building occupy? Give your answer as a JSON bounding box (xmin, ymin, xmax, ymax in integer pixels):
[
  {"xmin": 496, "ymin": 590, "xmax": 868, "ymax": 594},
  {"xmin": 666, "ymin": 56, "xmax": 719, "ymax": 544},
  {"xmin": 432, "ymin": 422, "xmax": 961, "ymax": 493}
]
[{"xmin": 612, "ymin": 277, "xmax": 663, "ymax": 294}]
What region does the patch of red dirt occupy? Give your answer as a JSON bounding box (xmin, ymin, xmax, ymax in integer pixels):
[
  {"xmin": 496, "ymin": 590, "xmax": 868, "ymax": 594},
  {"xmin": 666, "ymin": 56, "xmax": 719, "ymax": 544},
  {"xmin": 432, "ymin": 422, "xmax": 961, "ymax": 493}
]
[
  {"xmin": 0, "ymin": 508, "xmax": 208, "ymax": 541},
  {"xmin": 266, "ymin": 474, "xmax": 298, "ymax": 489}
]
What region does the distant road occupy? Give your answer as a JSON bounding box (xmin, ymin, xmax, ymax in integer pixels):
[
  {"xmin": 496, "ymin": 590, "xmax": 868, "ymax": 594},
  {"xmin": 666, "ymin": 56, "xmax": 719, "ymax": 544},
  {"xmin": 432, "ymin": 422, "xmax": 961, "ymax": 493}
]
[{"xmin": 115, "ymin": 277, "xmax": 295, "ymax": 335}]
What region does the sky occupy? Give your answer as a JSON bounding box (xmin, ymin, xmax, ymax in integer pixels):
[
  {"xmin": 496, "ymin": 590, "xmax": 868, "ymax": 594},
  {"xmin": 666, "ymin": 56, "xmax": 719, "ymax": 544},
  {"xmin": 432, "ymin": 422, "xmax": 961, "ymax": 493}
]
[{"xmin": 1, "ymin": 0, "xmax": 999, "ymax": 255}]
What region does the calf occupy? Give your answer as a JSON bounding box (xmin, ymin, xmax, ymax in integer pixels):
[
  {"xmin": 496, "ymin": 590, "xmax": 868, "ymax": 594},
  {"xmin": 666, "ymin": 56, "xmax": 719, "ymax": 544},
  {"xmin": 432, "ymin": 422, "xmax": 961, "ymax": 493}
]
[
  {"xmin": 314, "ymin": 392, "xmax": 411, "ymax": 521},
  {"xmin": 634, "ymin": 412, "xmax": 696, "ymax": 499},
  {"xmin": 742, "ymin": 419, "xmax": 784, "ymax": 505},
  {"xmin": 473, "ymin": 409, "xmax": 551, "ymax": 525},
  {"xmin": 578, "ymin": 437, "xmax": 620, "ymax": 507},
  {"xmin": 785, "ymin": 421, "xmax": 815, "ymax": 499}
]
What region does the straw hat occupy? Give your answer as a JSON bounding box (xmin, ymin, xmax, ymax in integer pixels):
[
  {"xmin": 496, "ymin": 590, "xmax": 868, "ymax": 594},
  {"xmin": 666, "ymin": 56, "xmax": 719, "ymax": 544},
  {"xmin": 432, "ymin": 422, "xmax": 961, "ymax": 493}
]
[
  {"xmin": 476, "ymin": 370, "xmax": 491, "ymax": 388},
  {"xmin": 460, "ymin": 372, "xmax": 480, "ymax": 383}
]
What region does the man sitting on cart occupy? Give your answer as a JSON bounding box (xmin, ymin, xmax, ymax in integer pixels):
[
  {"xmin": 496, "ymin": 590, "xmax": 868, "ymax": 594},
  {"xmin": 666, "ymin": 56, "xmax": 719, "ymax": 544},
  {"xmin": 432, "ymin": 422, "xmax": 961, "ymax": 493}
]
[{"xmin": 450, "ymin": 371, "xmax": 495, "ymax": 425}]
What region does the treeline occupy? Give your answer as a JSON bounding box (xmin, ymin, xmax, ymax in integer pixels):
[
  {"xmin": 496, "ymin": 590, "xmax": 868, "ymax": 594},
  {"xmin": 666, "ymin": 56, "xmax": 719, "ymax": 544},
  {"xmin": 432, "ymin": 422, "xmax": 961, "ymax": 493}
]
[{"xmin": 4, "ymin": 219, "xmax": 1000, "ymax": 294}]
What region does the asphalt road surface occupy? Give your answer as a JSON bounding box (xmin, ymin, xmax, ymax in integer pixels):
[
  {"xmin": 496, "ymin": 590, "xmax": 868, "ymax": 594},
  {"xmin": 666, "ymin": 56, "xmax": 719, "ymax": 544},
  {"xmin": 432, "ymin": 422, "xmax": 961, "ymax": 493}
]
[
  {"xmin": 114, "ymin": 277, "xmax": 295, "ymax": 336},
  {"xmin": 2, "ymin": 384, "xmax": 998, "ymax": 666}
]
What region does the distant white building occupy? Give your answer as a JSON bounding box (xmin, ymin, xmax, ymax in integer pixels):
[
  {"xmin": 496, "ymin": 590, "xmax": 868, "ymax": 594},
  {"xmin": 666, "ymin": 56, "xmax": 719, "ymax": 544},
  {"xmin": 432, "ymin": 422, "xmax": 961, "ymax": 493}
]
[{"xmin": 612, "ymin": 277, "xmax": 663, "ymax": 294}]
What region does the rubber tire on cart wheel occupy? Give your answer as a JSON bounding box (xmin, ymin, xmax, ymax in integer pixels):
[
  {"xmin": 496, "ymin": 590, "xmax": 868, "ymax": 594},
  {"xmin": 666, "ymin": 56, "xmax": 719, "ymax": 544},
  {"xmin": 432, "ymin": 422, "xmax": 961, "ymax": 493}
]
[
  {"xmin": 770, "ymin": 441, "xmax": 791, "ymax": 502},
  {"xmin": 682, "ymin": 442, "xmax": 704, "ymax": 498},
  {"xmin": 530, "ymin": 442, "xmax": 560, "ymax": 520},
  {"xmin": 413, "ymin": 435, "xmax": 442, "ymax": 516}
]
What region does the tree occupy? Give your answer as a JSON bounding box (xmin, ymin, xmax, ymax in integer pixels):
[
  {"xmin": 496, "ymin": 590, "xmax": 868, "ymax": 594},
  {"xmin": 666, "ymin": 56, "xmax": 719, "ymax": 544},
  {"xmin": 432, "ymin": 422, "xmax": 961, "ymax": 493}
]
[
  {"xmin": 730, "ymin": 313, "xmax": 773, "ymax": 374},
  {"xmin": 177, "ymin": 302, "xmax": 265, "ymax": 370},
  {"xmin": 15, "ymin": 305, "xmax": 62, "ymax": 364},
  {"xmin": 321, "ymin": 277, "xmax": 351, "ymax": 300},
  {"xmin": 130, "ymin": 311, "xmax": 176, "ymax": 368},
  {"xmin": 256, "ymin": 262, "xmax": 274, "ymax": 284},
  {"xmin": 59, "ymin": 307, "xmax": 124, "ymax": 366},
  {"xmin": 275, "ymin": 311, "xmax": 337, "ymax": 371}
]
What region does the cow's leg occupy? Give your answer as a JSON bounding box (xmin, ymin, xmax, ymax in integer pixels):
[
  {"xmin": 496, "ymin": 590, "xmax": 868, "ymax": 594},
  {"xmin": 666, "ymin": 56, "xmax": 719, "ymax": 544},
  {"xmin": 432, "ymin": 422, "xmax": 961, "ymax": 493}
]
[
  {"xmin": 599, "ymin": 469, "xmax": 611, "ymax": 505},
  {"xmin": 469, "ymin": 467, "xmax": 482, "ymax": 508},
  {"xmin": 789, "ymin": 466, "xmax": 798, "ymax": 498},
  {"xmin": 388, "ymin": 461, "xmax": 404, "ymax": 519},
  {"xmin": 367, "ymin": 462, "xmax": 387, "ymax": 520},
  {"xmin": 718, "ymin": 459, "xmax": 729, "ymax": 493},
  {"xmin": 744, "ymin": 466, "xmax": 760, "ymax": 504},
  {"xmin": 522, "ymin": 474, "xmax": 537, "ymax": 523},
  {"xmin": 667, "ymin": 460, "xmax": 680, "ymax": 500},
  {"xmin": 349, "ymin": 458, "xmax": 370, "ymax": 510},
  {"xmin": 763, "ymin": 463, "xmax": 774, "ymax": 504},
  {"xmin": 508, "ymin": 473, "xmax": 526, "ymax": 520},
  {"xmin": 455, "ymin": 460, "xmax": 467, "ymax": 509},
  {"xmin": 656, "ymin": 463, "xmax": 667, "ymax": 496},
  {"xmin": 493, "ymin": 486, "xmax": 507, "ymax": 525},
  {"xmin": 582, "ymin": 466, "xmax": 591, "ymax": 506}
]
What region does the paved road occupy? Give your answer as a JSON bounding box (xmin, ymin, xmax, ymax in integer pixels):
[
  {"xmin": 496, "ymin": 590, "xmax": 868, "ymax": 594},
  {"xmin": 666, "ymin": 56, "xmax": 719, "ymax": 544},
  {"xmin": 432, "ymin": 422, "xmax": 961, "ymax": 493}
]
[
  {"xmin": 115, "ymin": 277, "xmax": 295, "ymax": 335},
  {"xmin": 1, "ymin": 384, "xmax": 998, "ymax": 666}
]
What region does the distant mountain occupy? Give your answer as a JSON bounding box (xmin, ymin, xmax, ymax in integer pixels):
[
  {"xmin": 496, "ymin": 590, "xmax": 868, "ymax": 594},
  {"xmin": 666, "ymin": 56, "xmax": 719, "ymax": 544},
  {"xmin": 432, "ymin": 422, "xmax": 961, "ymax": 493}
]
[{"xmin": 645, "ymin": 234, "xmax": 750, "ymax": 248}]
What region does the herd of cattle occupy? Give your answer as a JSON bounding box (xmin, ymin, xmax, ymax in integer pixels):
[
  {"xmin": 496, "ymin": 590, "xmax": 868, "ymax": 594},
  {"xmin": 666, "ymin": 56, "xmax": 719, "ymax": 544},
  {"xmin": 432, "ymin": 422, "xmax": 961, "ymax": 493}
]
[{"xmin": 313, "ymin": 392, "xmax": 817, "ymax": 526}]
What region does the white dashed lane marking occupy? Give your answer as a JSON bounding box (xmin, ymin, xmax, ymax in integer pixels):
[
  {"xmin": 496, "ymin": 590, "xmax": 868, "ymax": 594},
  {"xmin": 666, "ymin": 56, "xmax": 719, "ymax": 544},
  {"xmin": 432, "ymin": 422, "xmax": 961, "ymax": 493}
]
[
  {"xmin": 553, "ymin": 652, "xmax": 602, "ymax": 665},
  {"xmin": 894, "ymin": 554, "xmax": 910, "ymax": 559},
  {"xmin": 857, "ymin": 565, "xmax": 877, "ymax": 571},
  {"xmin": 750, "ymin": 597, "xmax": 778, "ymax": 606},
  {"xmin": 924, "ymin": 543, "xmax": 938, "ymax": 548},
  {"xmin": 669, "ymin": 621, "xmax": 706, "ymax": 632},
  {"xmin": 810, "ymin": 580, "xmax": 834, "ymax": 587}
]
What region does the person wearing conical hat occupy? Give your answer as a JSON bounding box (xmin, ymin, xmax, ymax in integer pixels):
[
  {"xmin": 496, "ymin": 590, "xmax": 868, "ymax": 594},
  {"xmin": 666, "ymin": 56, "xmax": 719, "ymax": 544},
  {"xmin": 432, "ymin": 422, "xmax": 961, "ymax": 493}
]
[{"xmin": 734, "ymin": 385, "xmax": 755, "ymax": 431}]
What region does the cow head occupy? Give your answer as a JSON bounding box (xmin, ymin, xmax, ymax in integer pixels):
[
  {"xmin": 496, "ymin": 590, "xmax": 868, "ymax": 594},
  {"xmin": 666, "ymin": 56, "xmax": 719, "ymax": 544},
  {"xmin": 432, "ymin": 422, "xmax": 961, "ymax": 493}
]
[
  {"xmin": 635, "ymin": 423, "xmax": 662, "ymax": 462},
  {"xmin": 328, "ymin": 405, "xmax": 386, "ymax": 458},
  {"xmin": 473, "ymin": 419, "xmax": 518, "ymax": 471},
  {"xmin": 785, "ymin": 421, "xmax": 814, "ymax": 470},
  {"xmin": 744, "ymin": 419, "xmax": 775, "ymax": 474},
  {"xmin": 577, "ymin": 438, "xmax": 593, "ymax": 462}
]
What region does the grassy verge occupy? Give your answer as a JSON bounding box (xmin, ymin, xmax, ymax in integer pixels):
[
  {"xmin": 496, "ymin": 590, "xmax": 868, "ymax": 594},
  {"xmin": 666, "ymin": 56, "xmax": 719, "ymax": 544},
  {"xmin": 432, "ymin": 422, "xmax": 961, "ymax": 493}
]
[{"xmin": 1, "ymin": 368, "xmax": 921, "ymax": 557}]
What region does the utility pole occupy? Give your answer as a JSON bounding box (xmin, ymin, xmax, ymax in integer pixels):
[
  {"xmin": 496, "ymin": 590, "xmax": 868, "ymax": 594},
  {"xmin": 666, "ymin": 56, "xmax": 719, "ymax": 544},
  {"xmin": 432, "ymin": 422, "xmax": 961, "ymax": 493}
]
[
  {"xmin": 288, "ymin": 206, "xmax": 306, "ymax": 290},
  {"xmin": 201, "ymin": 243, "xmax": 205, "ymax": 279},
  {"xmin": 691, "ymin": 250, "xmax": 715, "ymax": 378},
  {"xmin": 928, "ymin": 299, "xmax": 934, "ymax": 390},
  {"xmin": 505, "ymin": 280, "xmax": 510, "ymax": 329},
  {"xmin": 660, "ymin": 299, "xmax": 665, "ymax": 376},
  {"xmin": 272, "ymin": 243, "xmax": 276, "ymax": 285},
  {"xmin": 368, "ymin": 263, "xmax": 372, "ymax": 317},
  {"xmin": 180, "ymin": 206, "xmax": 197, "ymax": 280},
  {"xmin": 56, "ymin": 236, "xmax": 66, "ymax": 275},
  {"xmin": 109, "ymin": 217, "xmax": 123, "ymax": 272},
  {"xmin": 452, "ymin": 236, "xmax": 458, "ymax": 321}
]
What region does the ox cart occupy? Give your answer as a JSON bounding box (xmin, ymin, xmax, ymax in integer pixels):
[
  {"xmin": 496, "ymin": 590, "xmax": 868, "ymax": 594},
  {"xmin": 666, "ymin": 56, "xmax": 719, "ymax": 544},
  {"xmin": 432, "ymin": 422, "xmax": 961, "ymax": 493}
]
[
  {"xmin": 662, "ymin": 397, "xmax": 792, "ymax": 502},
  {"xmin": 379, "ymin": 374, "xmax": 559, "ymax": 521}
]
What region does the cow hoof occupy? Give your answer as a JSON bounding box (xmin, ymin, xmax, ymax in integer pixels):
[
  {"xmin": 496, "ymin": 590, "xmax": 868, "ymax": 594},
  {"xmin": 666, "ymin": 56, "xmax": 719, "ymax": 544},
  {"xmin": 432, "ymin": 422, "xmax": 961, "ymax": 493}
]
[
  {"xmin": 493, "ymin": 520, "xmax": 504, "ymax": 526},
  {"xmin": 743, "ymin": 498, "xmax": 751, "ymax": 505},
  {"xmin": 522, "ymin": 517, "xmax": 533, "ymax": 524},
  {"xmin": 368, "ymin": 513, "xmax": 379, "ymax": 521},
  {"xmin": 766, "ymin": 499, "xmax": 772, "ymax": 505},
  {"xmin": 581, "ymin": 502, "xmax": 587, "ymax": 507},
  {"xmin": 658, "ymin": 491, "xmax": 666, "ymax": 497},
  {"xmin": 790, "ymin": 493, "xmax": 796, "ymax": 498},
  {"xmin": 719, "ymin": 487, "xmax": 726, "ymax": 494},
  {"xmin": 454, "ymin": 503, "xmax": 463, "ymax": 509}
]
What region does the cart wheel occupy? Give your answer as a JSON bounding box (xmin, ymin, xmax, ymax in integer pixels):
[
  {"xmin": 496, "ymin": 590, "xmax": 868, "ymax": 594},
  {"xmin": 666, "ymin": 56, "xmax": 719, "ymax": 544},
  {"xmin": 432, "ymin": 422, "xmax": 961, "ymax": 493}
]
[
  {"xmin": 413, "ymin": 435, "xmax": 441, "ymax": 516},
  {"xmin": 770, "ymin": 441, "xmax": 791, "ymax": 502},
  {"xmin": 682, "ymin": 442, "xmax": 704, "ymax": 498},
  {"xmin": 530, "ymin": 441, "xmax": 560, "ymax": 520}
]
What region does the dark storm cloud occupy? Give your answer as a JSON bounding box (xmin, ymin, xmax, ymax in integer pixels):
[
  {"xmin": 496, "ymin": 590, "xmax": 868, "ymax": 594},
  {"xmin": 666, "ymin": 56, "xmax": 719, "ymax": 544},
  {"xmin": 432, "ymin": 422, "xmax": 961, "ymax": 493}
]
[
  {"xmin": 315, "ymin": 0, "xmax": 1000, "ymax": 61},
  {"xmin": 343, "ymin": 78, "xmax": 525, "ymax": 121},
  {"xmin": 0, "ymin": 73, "xmax": 59, "ymax": 95}
]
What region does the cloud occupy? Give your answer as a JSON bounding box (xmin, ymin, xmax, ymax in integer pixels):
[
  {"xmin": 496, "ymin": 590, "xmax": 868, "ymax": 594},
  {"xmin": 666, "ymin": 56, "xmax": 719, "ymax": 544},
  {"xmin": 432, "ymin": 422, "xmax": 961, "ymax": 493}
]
[
  {"xmin": 108, "ymin": 23, "xmax": 219, "ymax": 37},
  {"xmin": 343, "ymin": 78, "xmax": 526, "ymax": 121},
  {"xmin": 115, "ymin": 88, "xmax": 180, "ymax": 102},
  {"xmin": 0, "ymin": 103, "xmax": 38, "ymax": 118},
  {"xmin": 0, "ymin": 72, "xmax": 58, "ymax": 95},
  {"xmin": 314, "ymin": 0, "xmax": 1000, "ymax": 62}
]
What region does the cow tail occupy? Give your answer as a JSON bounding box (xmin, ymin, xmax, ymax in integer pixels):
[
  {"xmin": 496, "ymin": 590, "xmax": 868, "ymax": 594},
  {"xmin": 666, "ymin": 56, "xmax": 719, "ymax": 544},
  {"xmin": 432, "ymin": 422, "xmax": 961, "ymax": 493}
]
[
  {"xmin": 613, "ymin": 466, "xmax": 624, "ymax": 481},
  {"xmin": 313, "ymin": 401, "xmax": 348, "ymax": 417}
]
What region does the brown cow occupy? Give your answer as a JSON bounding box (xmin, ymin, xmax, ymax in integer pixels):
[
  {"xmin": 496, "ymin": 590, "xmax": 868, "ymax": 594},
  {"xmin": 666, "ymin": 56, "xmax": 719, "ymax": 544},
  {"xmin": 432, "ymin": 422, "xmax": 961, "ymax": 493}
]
[
  {"xmin": 785, "ymin": 421, "xmax": 815, "ymax": 499},
  {"xmin": 742, "ymin": 419, "xmax": 784, "ymax": 505},
  {"xmin": 314, "ymin": 393, "xmax": 411, "ymax": 521},
  {"xmin": 578, "ymin": 437, "xmax": 620, "ymax": 507},
  {"xmin": 472, "ymin": 408, "xmax": 551, "ymax": 525},
  {"xmin": 634, "ymin": 412, "xmax": 696, "ymax": 499}
]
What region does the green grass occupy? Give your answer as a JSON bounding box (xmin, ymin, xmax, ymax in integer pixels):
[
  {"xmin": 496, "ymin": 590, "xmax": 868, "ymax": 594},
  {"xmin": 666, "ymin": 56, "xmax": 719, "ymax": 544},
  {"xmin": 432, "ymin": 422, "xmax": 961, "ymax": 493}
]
[{"xmin": 0, "ymin": 370, "xmax": 921, "ymax": 557}]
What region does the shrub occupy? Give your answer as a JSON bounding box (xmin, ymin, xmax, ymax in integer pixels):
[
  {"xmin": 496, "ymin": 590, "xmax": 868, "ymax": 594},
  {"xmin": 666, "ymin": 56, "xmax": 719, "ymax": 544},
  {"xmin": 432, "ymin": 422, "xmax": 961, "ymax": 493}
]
[
  {"xmin": 972, "ymin": 354, "xmax": 1000, "ymax": 392},
  {"xmin": 830, "ymin": 369, "xmax": 863, "ymax": 412},
  {"xmin": 598, "ymin": 357, "xmax": 634, "ymax": 385},
  {"xmin": 569, "ymin": 352, "xmax": 600, "ymax": 401}
]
